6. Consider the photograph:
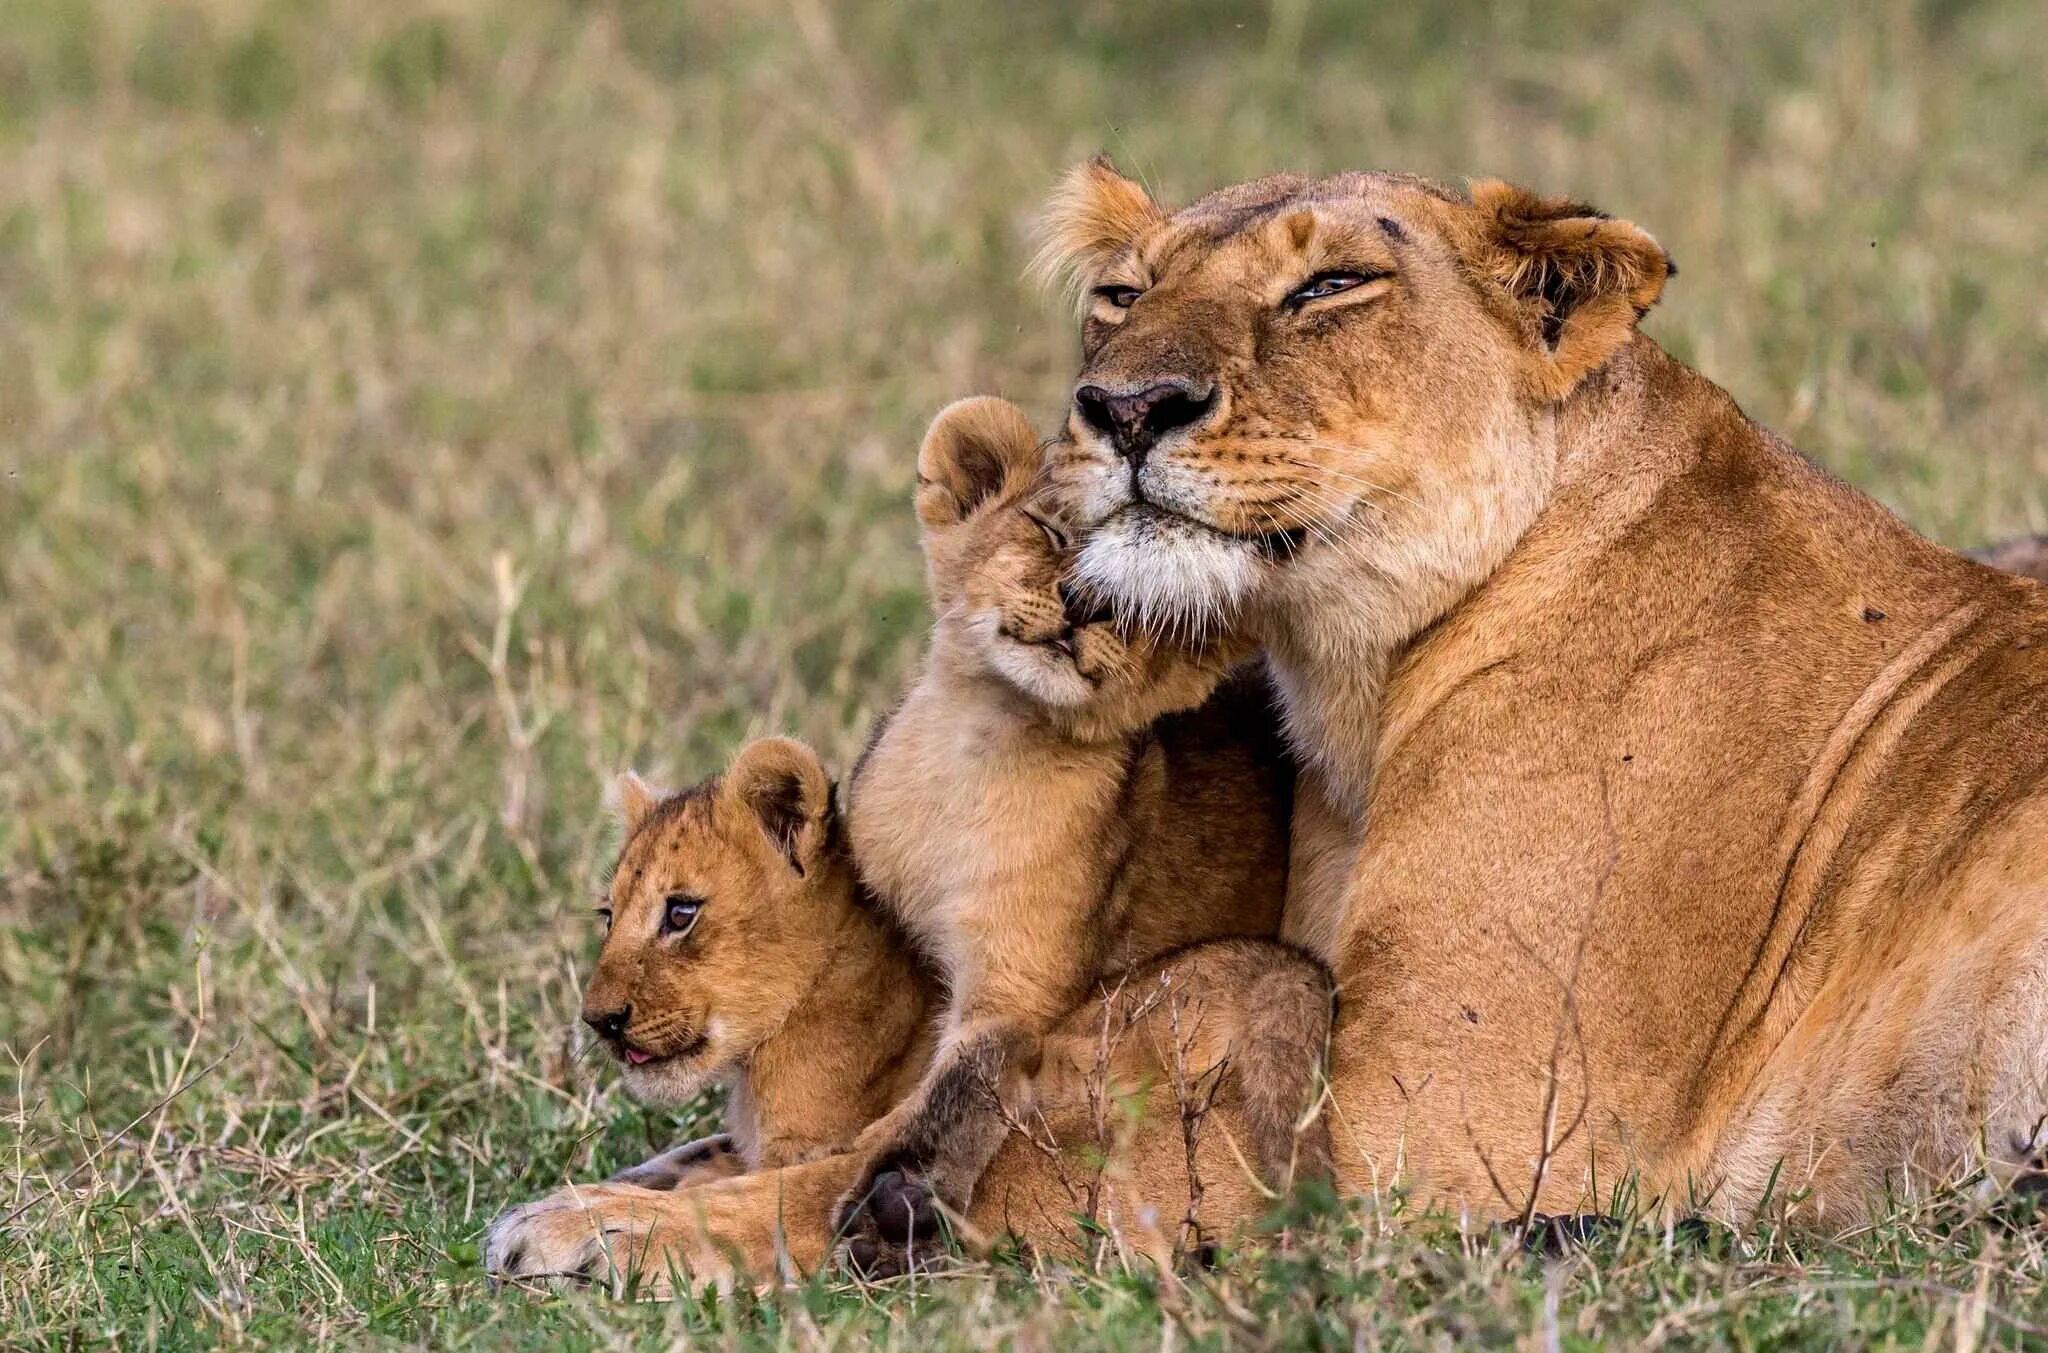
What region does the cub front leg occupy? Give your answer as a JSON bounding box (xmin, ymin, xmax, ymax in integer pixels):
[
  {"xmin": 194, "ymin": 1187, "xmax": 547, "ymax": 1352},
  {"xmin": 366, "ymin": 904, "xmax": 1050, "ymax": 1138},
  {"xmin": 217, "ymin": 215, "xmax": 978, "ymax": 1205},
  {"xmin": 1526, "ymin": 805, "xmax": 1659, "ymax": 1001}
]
[
  {"xmin": 833, "ymin": 1019, "xmax": 1041, "ymax": 1276},
  {"xmin": 487, "ymin": 1154, "xmax": 860, "ymax": 1297}
]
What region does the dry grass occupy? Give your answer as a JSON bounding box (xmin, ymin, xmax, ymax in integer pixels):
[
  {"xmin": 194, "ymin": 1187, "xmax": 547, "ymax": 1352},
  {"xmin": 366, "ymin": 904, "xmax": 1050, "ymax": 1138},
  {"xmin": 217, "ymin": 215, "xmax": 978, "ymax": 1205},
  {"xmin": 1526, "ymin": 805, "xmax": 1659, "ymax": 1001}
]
[{"xmin": 2, "ymin": 0, "xmax": 2046, "ymax": 1346}]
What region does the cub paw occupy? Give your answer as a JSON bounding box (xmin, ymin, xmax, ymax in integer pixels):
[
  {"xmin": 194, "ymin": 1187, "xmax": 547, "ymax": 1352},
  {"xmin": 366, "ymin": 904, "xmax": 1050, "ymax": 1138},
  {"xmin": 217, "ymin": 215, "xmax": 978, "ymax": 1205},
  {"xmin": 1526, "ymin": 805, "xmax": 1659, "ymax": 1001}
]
[
  {"xmin": 484, "ymin": 1184, "xmax": 670, "ymax": 1297},
  {"xmin": 485, "ymin": 1194, "xmax": 615, "ymax": 1291},
  {"xmin": 833, "ymin": 1166, "xmax": 949, "ymax": 1278}
]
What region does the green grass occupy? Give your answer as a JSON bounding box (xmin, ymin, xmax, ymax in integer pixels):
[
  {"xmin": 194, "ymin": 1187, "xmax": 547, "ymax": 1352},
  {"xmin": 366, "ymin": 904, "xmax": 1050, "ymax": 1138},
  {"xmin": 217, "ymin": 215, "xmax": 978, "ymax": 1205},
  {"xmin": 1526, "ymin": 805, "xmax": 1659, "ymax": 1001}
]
[{"xmin": 2, "ymin": 0, "xmax": 2046, "ymax": 1345}]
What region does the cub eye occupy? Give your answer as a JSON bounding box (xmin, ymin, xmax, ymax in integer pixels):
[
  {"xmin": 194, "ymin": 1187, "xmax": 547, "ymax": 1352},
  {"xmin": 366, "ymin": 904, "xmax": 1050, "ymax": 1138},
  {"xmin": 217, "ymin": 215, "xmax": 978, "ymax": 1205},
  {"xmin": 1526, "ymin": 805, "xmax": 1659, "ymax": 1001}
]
[
  {"xmin": 661, "ymin": 894, "xmax": 703, "ymax": 936},
  {"xmin": 1285, "ymin": 271, "xmax": 1383, "ymax": 308},
  {"xmin": 1023, "ymin": 510, "xmax": 1070, "ymax": 552},
  {"xmin": 1090, "ymin": 284, "xmax": 1142, "ymax": 310},
  {"xmin": 594, "ymin": 906, "xmax": 613, "ymax": 932}
]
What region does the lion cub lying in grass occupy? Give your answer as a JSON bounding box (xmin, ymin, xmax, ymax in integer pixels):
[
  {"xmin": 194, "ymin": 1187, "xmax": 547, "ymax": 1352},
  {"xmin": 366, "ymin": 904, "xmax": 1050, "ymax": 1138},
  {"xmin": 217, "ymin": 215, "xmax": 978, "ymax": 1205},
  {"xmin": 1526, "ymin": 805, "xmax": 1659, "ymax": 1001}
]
[
  {"xmin": 834, "ymin": 397, "xmax": 1331, "ymax": 1271},
  {"xmin": 574, "ymin": 737, "xmax": 938, "ymax": 1185}
]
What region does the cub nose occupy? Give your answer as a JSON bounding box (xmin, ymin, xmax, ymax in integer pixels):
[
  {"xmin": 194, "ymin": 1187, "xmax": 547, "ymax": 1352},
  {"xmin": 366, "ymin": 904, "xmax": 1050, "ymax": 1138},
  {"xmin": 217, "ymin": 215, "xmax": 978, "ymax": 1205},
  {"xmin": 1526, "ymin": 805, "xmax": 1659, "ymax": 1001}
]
[
  {"xmin": 583, "ymin": 1004, "xmax": 631, "ymax": 1041},
  {"xmin": 1057, "ymin": 579, "xmax": 1114, "ymax": 628},
  {"xmin": 1073, "ymin": 380, "xmax": 1215, "ymax": 461}
]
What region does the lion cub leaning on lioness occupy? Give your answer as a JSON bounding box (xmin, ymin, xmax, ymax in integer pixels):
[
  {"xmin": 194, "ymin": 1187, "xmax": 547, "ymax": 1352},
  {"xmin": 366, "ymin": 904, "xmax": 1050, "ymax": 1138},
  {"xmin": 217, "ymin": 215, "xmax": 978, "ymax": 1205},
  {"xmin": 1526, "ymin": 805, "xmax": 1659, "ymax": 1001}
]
[{"xmin": 835, "ymin": 396, "xmax": 1334, "ymax": 1271}]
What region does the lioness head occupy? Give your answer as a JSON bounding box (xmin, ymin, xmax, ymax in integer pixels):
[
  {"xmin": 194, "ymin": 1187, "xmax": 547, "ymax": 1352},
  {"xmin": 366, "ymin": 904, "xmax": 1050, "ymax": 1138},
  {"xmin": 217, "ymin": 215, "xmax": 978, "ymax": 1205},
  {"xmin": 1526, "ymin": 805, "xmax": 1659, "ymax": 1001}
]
[
  {"xmin": 582, "ymin": 737, "xmax": 840, "ymax": 1106},
  {"xmin": 1034, "ymin": 160, "xmax": 1673, "ymax": 634},
  {"xmin": 917, "ymin": 395, "xmax": 1241, "ymax": 737}
]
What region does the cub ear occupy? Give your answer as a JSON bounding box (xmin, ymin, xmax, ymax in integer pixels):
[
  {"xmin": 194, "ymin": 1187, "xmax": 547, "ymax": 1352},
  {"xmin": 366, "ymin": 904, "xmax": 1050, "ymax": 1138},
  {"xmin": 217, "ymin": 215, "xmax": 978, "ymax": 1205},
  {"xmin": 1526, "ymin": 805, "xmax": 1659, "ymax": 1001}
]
[
  {"xmin": 609, "ymin": 770, "xmax": 665, "ymax": 836},
  {"xmin": 915, "ymin": 396, "xmax": 1043, "ymax": 529},
  {"xmin": 1030, "ymin": 155, "xmax": 1166, "ymax": 298},
  {"xmin": 721, "ymin": 737, "xmax": 833, "ymax": 877},
  {"xmin": 1465, "ymin": 180, "xmax": 1675, "ymax": 399}
]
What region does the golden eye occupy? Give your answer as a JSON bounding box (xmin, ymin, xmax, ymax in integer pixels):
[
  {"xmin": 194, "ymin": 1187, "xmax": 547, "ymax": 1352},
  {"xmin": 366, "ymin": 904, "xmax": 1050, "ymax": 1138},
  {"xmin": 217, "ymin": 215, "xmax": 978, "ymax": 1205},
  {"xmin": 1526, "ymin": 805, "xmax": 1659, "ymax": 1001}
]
[
  {"xmin": 1284, "ymin": 270, "xmax": 1386, "ymax": 309},
  {"xmin": 1091, "ymin": 284, "xmax": 1142, "ymax": 309}
]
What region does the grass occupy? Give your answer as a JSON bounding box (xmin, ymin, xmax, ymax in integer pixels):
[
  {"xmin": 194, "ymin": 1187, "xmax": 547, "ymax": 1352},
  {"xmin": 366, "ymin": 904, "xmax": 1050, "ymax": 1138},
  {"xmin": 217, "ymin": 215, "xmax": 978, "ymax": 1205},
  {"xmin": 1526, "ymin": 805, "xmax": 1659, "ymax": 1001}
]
[{"xmin": 2, "ymin": 0, "xmax": 2046, "ymax": 1345}]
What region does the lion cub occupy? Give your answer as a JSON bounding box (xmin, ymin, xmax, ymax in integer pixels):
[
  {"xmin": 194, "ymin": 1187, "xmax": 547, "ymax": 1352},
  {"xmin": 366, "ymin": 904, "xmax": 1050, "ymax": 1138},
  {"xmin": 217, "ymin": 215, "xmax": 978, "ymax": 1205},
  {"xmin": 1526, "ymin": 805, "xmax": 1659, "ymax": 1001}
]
[
  {"xmin": 576, "ymin": 737, "xmax": 937, "ymax": 1186},
  {"xmin": 836, "ymin": 396, "xmax": 1326, "ymax": 1265}
]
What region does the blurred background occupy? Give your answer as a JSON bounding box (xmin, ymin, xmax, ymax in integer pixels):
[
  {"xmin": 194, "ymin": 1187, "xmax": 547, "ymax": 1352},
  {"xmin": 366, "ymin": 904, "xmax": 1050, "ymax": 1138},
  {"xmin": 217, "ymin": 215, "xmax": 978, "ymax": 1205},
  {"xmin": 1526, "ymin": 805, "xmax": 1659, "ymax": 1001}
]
[{"xmin": 2, "ymin": 0, "xmax": 2045, "ymax": 1342}]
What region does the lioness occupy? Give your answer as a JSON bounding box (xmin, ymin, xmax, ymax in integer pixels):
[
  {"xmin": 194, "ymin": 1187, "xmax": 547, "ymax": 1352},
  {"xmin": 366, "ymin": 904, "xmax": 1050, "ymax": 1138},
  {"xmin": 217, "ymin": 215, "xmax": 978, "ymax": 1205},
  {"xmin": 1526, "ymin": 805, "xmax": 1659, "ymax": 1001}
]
[
  {"xmin": 515, "ymin": 165, "xmax": 2048, "ymax": 1282},
  {"xmin": 1041, "ymin": 159, "xmax": 2048, "ymax": 1223},
  {"xmin": 835, "ymin": 395, "xmax": 1329, "ymax": 1268}
]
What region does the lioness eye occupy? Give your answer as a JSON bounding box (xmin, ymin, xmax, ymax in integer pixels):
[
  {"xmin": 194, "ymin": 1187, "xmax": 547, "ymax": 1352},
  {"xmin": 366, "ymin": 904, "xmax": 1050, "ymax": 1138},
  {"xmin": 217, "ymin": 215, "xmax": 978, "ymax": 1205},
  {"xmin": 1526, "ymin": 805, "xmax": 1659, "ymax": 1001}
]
[
  {"xmin": 594, "ymin": 907, "xmax": 612, "ymax": 931},
  {"xmin": 1090, "ymin": 284, "xmax": 1142, "ymax": 310},
  {"xmin": 1285, "ymin": 271, "xmax": 1381, "ymax": 308},
  {"xmin": 1023, "ymin": 510, "xmax": 1069, "ymax": 551},
  {"xmin": 662, "ymin": 894, "xmax": 703, "ymax": 936}
]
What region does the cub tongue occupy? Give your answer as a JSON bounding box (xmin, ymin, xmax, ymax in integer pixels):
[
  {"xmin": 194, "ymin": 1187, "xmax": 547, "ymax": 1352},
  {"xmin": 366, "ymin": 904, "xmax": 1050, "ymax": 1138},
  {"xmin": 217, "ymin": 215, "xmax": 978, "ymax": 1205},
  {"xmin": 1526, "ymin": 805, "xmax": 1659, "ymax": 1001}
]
[{"xmin": 624, "ymin": 1047, "xmax": 654, "ymax": 1065}]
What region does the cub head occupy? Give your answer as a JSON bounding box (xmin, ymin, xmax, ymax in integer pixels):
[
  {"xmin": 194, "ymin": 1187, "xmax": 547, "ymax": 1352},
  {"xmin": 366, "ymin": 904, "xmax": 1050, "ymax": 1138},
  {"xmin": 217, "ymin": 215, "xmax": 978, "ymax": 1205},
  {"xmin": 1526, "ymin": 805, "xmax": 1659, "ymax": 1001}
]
[
  {"xmin": 581, "ymin": 737, "xmax": 842, "ymax": 1106},
  {"xmin": 917, "ymin": 395, "xmax": 1242, "ymax": 738},
  {"xmin": 1034, "ymin": 158, "xmax": 1674, "ymax": 634}
]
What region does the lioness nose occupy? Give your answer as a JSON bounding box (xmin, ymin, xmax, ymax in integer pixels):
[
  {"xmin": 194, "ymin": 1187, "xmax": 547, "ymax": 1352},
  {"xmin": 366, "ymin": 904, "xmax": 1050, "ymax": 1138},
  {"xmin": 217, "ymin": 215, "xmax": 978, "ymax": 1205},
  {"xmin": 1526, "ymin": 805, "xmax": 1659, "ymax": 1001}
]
[
  {"xmin": 584, "ymin": 1004, "xmax": 630, "ymax": 1040},
  {"xmin": 1073, "ymin": 380, "xmax": 1215, "ymax": 461}
]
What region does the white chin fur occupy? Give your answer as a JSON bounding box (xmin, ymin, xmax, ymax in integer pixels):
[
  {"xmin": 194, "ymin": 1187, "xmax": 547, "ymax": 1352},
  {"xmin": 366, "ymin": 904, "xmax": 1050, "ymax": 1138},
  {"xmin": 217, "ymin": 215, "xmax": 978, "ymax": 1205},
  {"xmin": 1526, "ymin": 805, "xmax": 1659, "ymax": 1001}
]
[
  {"xmin": 620, "ymin": 1030, "xmax": 722, "ymax": 1107},
  {"xmin": 1072, "ymin": 510, "xmax": 1264, "ymax": 639}
]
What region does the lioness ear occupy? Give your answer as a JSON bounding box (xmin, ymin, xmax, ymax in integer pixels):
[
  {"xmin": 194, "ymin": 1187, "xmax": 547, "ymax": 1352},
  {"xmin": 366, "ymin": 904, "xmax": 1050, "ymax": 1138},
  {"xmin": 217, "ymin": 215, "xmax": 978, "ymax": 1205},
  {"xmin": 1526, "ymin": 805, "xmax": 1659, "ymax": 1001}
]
[
  {"xmin": 609, "ymin": 770, "xmax": 664, "ymax": 836},
  {"xmin": 1030, "ymin": 155, "xmax": 1166, "ymax": 297},
  {"xmin": 722, "ymin": 737, "xmax": 832, "ymax": 877},
  {"xmin": 1466, "ymin": 180, "xmax": 1674, "ymax": 399},
  {"xmin": 915, "ymin": 396, "xmax": 1042, "ymax": 529}
]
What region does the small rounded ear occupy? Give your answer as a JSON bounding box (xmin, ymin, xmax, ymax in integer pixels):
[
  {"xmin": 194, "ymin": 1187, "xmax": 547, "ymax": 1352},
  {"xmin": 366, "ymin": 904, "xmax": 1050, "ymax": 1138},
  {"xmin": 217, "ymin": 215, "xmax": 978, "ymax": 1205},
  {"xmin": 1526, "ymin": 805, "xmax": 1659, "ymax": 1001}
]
[
  {"xmin": 721, "ymin": 737, "xmax": 833, "ymax": 877},
  {"xmin": 610, "ymin": 770, "xmax": 664, "ymax": 836},
  {"xmin": 1029, "ymin": 155, "xmax": 1167, "ymax": 299},
  {"xmin": 1464, "ymin": 180, "xmax": 1675, "ymax": 400},
  {"xmin": 915, "ymin": 396, "xmax": 1043, "ymax": 530}
]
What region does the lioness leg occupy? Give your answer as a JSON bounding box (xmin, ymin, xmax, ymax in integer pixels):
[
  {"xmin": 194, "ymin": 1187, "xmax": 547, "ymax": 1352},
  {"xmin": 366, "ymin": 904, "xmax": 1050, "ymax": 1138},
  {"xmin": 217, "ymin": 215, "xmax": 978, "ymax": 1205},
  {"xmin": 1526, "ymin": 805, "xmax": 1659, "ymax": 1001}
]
[{"xmin": 1698, "ymin": 816, "xmax": 2048, "ymax": 1223}]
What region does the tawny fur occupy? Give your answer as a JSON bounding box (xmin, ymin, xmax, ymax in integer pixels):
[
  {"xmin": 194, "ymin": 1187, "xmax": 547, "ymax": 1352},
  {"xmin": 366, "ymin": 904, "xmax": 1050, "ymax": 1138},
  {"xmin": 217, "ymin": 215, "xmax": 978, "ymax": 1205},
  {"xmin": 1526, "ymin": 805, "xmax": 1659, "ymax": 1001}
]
[
  {"xmin": 484, "ymin": 405, "xmax": 1335, "ymax": 1291},
  {"xmin": 492, "ymin": 167, "xmax": 2048, "ymax": 1289}
]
